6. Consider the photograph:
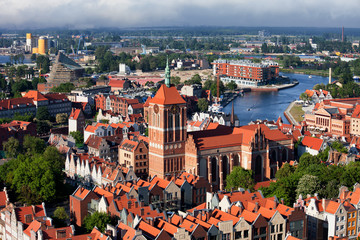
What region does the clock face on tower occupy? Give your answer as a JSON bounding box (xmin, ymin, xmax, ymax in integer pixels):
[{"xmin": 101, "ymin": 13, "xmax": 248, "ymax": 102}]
[
  {"xmin": 171, "ymin": 105, "xmax": 179, "ymax": 114},
  {"xmin": 154, "ymin": 104, "xmax": 159, "ymax": 113}
]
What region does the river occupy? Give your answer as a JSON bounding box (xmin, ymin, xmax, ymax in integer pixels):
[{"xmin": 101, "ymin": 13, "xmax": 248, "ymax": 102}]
[
  {"xmin": 0, "ymin": 55, "xmax": 33, "ymax": 64},
  {"xmin": 223, "ymin": 73, "xmax": 330, "ymax": 124}
]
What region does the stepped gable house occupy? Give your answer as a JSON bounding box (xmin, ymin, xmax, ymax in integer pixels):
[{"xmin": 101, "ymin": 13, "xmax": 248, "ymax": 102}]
[
  {"xmin": 146, "ymin": 61, "xmax": 294, "ymax": 191},
  {"xmin": 47, "ymin": 52, "xmax": 84, "ymax": 83}
]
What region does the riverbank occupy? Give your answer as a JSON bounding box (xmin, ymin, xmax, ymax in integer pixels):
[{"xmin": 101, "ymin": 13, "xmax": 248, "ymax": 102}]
[
  {"xmin": 281, "ymin": 68, "xmax": 329, "ymax": 77},
  {"xmin": 284, "ymin": 101, "xmax": 301, "ymax": 126},
  {"xmin": 250, "ymin": 80, "xmax": 299, "ymax": 92}
]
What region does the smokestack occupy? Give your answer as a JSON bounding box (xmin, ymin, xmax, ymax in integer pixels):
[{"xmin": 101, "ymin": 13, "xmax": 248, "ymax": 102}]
[
  {"xmin": 329, "ymin": 68, "xmax": 332, "ymax": 84},
  {"xmin": 342, "ymin": 26, "xmax": 344, "ymax": 42}
]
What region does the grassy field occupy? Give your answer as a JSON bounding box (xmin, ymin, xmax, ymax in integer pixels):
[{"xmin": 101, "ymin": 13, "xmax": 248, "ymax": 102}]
[{"xmin": 289, "ymin": 104, "xmax": 305, "ymax": 123}]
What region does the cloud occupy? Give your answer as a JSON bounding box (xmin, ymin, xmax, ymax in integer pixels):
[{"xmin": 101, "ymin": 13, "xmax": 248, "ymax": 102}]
[{"xmin": 0, "ymin": 0, "xmax": 359, "ymax": 29}]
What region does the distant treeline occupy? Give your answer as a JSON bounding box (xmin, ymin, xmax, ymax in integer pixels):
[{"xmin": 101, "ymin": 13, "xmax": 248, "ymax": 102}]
[{"xmin": 4, "ymin": 26, "xmax": 360, "ymax": 38}]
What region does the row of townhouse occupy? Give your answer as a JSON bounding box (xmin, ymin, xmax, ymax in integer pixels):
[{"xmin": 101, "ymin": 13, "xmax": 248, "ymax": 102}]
[
  {"xmin": 83, "ymin": 121, "xmax": 146, "ymax": 144},
  {"xmin": 69, "ymin": 172, "xmax": 211, "ymax": 227},
  {"xmin": 64, "ymin": 152, "xmax": 137, "ymax": 187},
  {"xmin": 0, "ymin": 189, "xmax": 112, "ymax": 240},
  {"xmin": 94, "ymin": 94, "xmax": 143, "ymax": 119},
  {"xmin": 204, "ymin": 190, "xmax": 307, "ymax": 240},
  {"xmin": 100, "ymin": 192, "xmax": 302, "ymax": 240},
  {"xmin": 294, "ymin": 183, "xmax": 360, "ymax": 240}
]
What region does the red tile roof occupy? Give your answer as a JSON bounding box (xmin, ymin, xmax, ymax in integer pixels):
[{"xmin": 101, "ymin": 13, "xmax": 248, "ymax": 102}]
[
  {"xmin": 109, "ymin": 79, "xmax": 125, "ymax": 88},
  {"xmin": 85, "ymin": 135, "xmax": 103, "ymax": 149},
  {"xmin": 23, "ymin": 90, "xmax": 48, "ymax": 101},
  {"xmin": 301, "ymin": 136, "xmax": 324, "ymax": 151},
  {"xmin": 149, "ymin": 85, "xmax": 186, "ymax": 105},
  {"xmin": 0, "ymin": 191, "xmax": 8, "ymax": 206},
  {"xmin": 73, "ymin": 187, "xmax": 90, "ymax": 200},
  {"xmin": 69, "ymin": 108, "xmax": 81, "ymax": 120}
]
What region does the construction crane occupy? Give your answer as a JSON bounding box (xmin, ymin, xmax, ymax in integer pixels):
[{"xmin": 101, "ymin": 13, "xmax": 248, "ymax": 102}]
[{"xmin": 77, "ymin": 35, "xmax": 87, "ymax": 54}]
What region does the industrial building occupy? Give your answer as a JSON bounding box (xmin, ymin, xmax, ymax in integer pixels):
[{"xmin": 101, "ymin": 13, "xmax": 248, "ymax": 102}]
[{"xmin": 25, "ymin": 33, "xmax": 49, "ymax": 55}]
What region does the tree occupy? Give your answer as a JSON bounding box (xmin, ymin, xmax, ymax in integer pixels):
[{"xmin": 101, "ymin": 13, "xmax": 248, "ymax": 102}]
[
  {"xmin": 190, "ymin": 74, "xmax": 202, "ymax": 84},
  {"xmin": 70, "ymin": 131, "xmax": 84, "ymax": 145},
  {"xmin": 171, "ymin": 76, "xmax": 181, "ymax": 86},
  {"xmin": 56, "ymin": 113, "xmax": 68, "ymax": 124},
  {"xmin": 52, "ymin": 207, "xmax": 69, "ymax": 227},
  {"xmin": 51, "ymin": 83, "xmax": 75, "ymax": 93},
  {"xmin": 23, "ymin": 135, "xmax": 46, "ymax": 155},
  {"xmin": 197, "ymin": 98, "xmax": 209, "ymax": 112},
  {"xmin": 3, "ymin": 137, "xmax": 20, "ymax": 158},
  {"xmin": 296, "ymin": 174, "xmax": 321, "ymax": 198},
  {"xmin": 225, "ymin": 166, "xmax": 255, "ymax": 191},
  {"xmin": 83, "ymin": 212, "xmax": 115, "ymax": 233},
  {"xmin": 226, "ymin": 81, "xmax": 237, "ymax": 91},
  {"xmin": 275, "ymin": 163, "xmax": 295, "ymax": 179},
  {"xmin": 36, "ymin": 106, "xmax": 50, "ymax": 121},
  {"xmin": 37, "ymin": 120, "xmax": 51, "ymax": 135}
]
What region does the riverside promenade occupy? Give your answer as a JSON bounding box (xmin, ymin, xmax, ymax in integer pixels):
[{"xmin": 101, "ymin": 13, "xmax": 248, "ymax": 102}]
[{"xmin": 284, "ymin": 101, "xmax": 300, "ymax": 126}]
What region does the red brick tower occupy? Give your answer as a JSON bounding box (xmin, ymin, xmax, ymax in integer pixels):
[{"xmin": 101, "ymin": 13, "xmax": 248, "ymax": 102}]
[{"xmin": 148, "ymin": 84, "xmax": 187, "ymax": 179}]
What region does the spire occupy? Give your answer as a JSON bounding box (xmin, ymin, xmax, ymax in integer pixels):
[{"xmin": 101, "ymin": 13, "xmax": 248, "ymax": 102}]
[{"xmin": 165, "ymin": 56, "xmax": 171, "ymax": 87}]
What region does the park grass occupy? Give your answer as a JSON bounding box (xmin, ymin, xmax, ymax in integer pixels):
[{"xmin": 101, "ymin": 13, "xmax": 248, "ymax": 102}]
[{"xmin": 290, "ymin": 104, "xmax": 305, "ymax": 123}]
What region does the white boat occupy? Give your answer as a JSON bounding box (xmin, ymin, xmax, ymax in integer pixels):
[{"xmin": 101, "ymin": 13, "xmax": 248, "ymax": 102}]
[
  {"xmin": 308, "ymin": 75, "xmax": 312, "ymax": 79},
  {"xmin": 208, "ymin": 103, "xmax": 223, "ymax": 113}
]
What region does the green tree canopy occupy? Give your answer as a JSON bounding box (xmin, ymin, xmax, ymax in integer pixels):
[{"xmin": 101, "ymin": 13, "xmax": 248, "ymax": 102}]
[
  {"xmin": 83, "ymin": 212, "xmax": 117, "ymax": 233},
  {"xmin": 0, "ymin": 145, "xmax": 64, "ymax": 204},
  {"xmin": 52, "ymin": 207, "xmax": 69, "ymax": 227},
  {"xmin": 56, "ymin": 113, "xmax": 68, "ymax": 124},
  {"xmin": 23, "ymin": 135, "xmax": 46, "ymax": 155},
  {"xmin": 70, "ymin": 131, "xmax": 84, "ymax": 145},
  {"xmin": 225, "ymin": 166, "xmax": 255, "ymax": 192},
  {"xmin": 36, "ymin": 106, "xmax": 50, "ymax": 121},
  {"xmin": 226, "ymin": 80, "xmax": 237, "ymax": 91},
  {"xmin": 197, "ymin": 98, "xmax": 209, "ymax": 112},
  {"xmin": 296, "ymin": 174, "xmax": 321, "ymax": 198},
  {"xmin": 3, "ymin": 137, "xmax": 20, "ymax": 159}
]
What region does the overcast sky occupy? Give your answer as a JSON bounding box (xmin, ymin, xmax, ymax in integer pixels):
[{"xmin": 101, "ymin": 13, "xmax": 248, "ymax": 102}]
[{"xmin": 1, "ymin": 0, "xmax": 359, "ymax": 29}]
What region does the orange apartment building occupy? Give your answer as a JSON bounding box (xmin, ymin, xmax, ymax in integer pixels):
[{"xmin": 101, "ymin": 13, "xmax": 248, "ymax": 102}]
[
  {"xmin": 212, "ymin": 59, "xmax": 279, "ymax": 87},
  {"xmin": 305, "ymin": 98, "xmax": 360, "ymax": 136}
]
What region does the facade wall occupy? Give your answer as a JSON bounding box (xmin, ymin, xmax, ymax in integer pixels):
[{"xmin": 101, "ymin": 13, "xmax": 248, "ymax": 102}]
[{"xmin": 148, "ymin": 102, "xmax": 187, "ymax": 179}]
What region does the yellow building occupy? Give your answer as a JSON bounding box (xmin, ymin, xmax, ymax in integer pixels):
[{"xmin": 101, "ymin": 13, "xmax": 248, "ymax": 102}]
[
  {"xmin": 32, "ymin": 47, "xmax": 38, "ymax": 54},
  {"xmin": 38, "ymin": 37, "xmax": 48, "ymax": 55}
]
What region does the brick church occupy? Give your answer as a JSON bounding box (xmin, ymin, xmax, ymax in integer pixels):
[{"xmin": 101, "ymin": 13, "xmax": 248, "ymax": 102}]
[{"xmin": 146, "ymin": 61, "xmax": 294, "ymax": 191}]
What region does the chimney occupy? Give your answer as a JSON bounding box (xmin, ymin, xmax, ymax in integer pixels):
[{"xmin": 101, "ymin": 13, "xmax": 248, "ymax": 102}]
[
  {"xmin": 206, "ymin": 211, "xmax": 211, "ymax": 221},
  {"xmin": 179, "ymin": 216, "xmax": 184, "ymax": 224},
  {"xmin": 274, "ymin": 201, "xmax": 278, "ymax": 209},
  {"xmin": 140, "ymin": 208, "xmax": 144, "ymax": 216},
  {"xmin": 140, "ymin": 200, "xmax": 145, "ymax": 207},
  {"xmin": 128, "ymin": 200, "xmax": 132, "ymax": 209},
  {"xmin": 135, "ymin": 201, "xmax": 139, "ymax": 208},
  {"xmin": 281, "ymin": 199, "xmax": 284, "ymax": 205},
  {"xmin": 255, "ymin": 202, "xmax": 259, "ymax": 213},
  {"xmin": 147, "ymin": 217, "xmax": 154, "ymax": 226},
  {"xmin": 322, "ymin": 199, "xmax": 326, "ymax": 210}
]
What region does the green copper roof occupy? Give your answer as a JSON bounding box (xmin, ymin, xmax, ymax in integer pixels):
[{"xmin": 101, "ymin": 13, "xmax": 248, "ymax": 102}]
[{"xmin": 165, "ymin": 57, "xmax": 171, "ymax": 87}]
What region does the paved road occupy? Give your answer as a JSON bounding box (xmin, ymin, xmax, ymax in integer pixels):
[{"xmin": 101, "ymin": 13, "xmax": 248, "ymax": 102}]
[{"xmin": 284, "ymin": 101, "xmax": 300, "ymax": 126}]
